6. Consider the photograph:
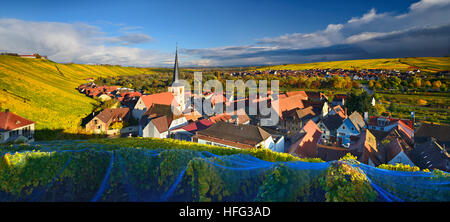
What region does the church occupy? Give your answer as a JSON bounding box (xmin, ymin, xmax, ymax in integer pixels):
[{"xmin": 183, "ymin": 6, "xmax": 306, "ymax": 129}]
[{"xmin": 137, "ymin": 46, "xmax": 189, "ymax": 138}]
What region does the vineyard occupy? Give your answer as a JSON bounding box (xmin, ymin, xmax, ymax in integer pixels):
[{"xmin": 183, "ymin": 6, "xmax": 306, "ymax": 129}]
[
  {"xmin": 257, "ymin": 57, "xmax": 450, "ymax": 73},
  {"xmin": 0, "ymin": 55, "xmax": 156, "ymax": 138},
  {"xmin": 0, "ymin": 139, "xmax": 448, "ymax": 202}
]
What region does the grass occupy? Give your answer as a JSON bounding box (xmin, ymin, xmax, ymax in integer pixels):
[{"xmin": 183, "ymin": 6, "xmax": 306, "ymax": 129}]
[
  {"xmin": 0, "ymin": 55, "xmax": 156, "ymax": 136},
  {"xmin": 257, "ymin": 57, "xmax": 450, "ymax": 73}
]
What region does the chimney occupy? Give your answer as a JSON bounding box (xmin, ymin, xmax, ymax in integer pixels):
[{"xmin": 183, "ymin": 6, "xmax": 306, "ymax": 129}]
[{"xmin": 344, "ymin": 108, "xmax": 348, "ymax": 116}]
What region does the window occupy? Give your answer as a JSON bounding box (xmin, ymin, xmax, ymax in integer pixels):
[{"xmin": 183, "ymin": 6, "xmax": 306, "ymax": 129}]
[
  {"xmin": 206, "ymin": 142, "xmax": 212, "ymax": 145},
  {"xmin": 342, "ymin": 126, "xmax": 345, "ymax": 130}
]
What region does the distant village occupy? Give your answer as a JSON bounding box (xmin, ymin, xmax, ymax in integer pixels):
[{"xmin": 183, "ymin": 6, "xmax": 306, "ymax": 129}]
[
  {"xmin": 1, "ymin": 50, "xmax": 449, "ymax": 173},
  {"xmin": 225, "ymin": 68, "xmax": 423, "ymax": 80}
]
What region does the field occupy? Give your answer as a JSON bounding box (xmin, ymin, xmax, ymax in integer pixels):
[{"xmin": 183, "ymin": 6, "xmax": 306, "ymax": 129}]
[
  {"xmin": 257, "ymin": 57, "xmax": 450, "ymax": 73},
  {"xmin": 0, "ymin": 138, "xmax": 448, "ymax": 202},
  {"xmin": 0, "ymin": 55, "xmax": 156, "ymax": 138},
  {"xmin": 378, "ymin": 92, "xmax": 450, "ymax": 124}
]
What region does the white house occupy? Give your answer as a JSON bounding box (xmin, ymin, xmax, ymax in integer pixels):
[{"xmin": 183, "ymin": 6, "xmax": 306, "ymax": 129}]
[{"xmin": 0, "ymin": 110, "xmax": 35, "ymax": 143}]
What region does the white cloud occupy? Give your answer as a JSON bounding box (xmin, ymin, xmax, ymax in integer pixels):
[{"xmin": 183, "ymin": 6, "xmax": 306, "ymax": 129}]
[
  {"xmin": 348, "ymin": 8, "xmax": 386, "ymax": 24},
  {"xmin": 0, "ymin": 18, "xmax": 168, "ymax": 66},
  {"xmin": 410, "ymin": 0, "xmax": 450, "ymax": 11},
  {"xmin": 186, "ymin": 0, "xmax": 450, "ymax": 66}
]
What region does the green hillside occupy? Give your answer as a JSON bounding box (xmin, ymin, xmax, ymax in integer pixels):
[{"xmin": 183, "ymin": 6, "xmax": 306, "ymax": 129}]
[
  {"xmin": 0, "ymin": 55, "xmax": 154, "ymax": 137},
  {"xmin": 257, "ymin": 57, "xmax": 450, "ymax": 73}
]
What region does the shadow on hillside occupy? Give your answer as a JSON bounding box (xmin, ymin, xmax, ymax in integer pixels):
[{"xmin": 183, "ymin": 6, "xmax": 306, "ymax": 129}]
[{"xmin": 34, "ymin": 129, "xmax": 108, "ymax": 141}]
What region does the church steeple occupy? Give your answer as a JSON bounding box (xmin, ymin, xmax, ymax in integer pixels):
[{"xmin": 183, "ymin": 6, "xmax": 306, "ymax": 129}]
[{"xmin": 173, "ymin": 44, "xmax": 179, "ymax": 83}]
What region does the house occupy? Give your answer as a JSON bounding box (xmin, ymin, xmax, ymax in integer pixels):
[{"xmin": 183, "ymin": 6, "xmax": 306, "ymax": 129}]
[
  {"xmin": 170, "ymin": 119, "xmax": 215, "ymax": 141},
  {"xmin": 302, "ymin": 100, "xmax": 329, "ymax": 118},
  {"xmin": 411, "ymin": 137, "xmax": 450, "ymax": 172},
  {"xmin": 331, "ymin": 94, "xmax": 347, "ymax": 107},
  {"xmin": 317, "ymin": 114, "xmax": 345, "ymax": 144},
  {"xmin": 132, "ymin": 92, "xmax": 175, "ymax": 120},
  {"xmin": 367, "ymin": 116, "xmax": 414, "ymax": 133},
  {"xmin": 328, "ymin": 105, "xmax": 346, "ymax": 119},
  {"xmin": 139, "ymin": 104, "xmax": 188, "ymax": 138},
  {"xmin": 349, "ymin": 129, "xmax": 383, "ymax": 166},
  {"xmin": 412, "ymin": 122, "xmax": 450, "ymax": 171},
  {"xmin": 305, "ymin": 91, "xmax": 328, "ymax": 102},
  {"xmin": 336, "ymin": 111, "xmax": 366, "ymax": 147},
  {"xmin": 272, "ymin": 93, "xmax": 306, "ymax": 118},
  {"xmin": 382, "ymin": 129, "xmax": 415, "ymax": 166},
  {"xmin": 194, "ymin": 121, "xmax": 274, "ymax": 149},
  {"xmin": 259, "ymin": 126, "xmax": 285, "ymax": 153},
  {"xmin": 0, "ymin": 110, "xmax": 35, "ymax": 143},
  {"xmin": 183, "ymin": 109, "xmax": 203, "ymax": 122},
  {"xmin": 85, "ymin": 108, "xmax": 130, "ymax": 134},
  {"xmin": 280, "ymin": 106, "xmax": 319, "ymax": 136},
  {"xmin": 209, "ymin": 109, "xmax": 251, "ymax": 125},
  {"xmin": 288, "ymin": 120, "xmax": 322, "ymax": 158}
]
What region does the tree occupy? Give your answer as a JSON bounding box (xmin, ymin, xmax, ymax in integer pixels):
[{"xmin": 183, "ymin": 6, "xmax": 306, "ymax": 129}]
[
  {"xmin": 432, "ymin": 80, "xmax": 442, "ymax": 89},
  {"xmin": 345, "ymin": 91, "xmax": 374, "ymax": 114}
]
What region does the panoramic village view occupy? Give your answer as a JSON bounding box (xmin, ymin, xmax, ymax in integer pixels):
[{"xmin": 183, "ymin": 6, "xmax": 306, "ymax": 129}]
[{"xmin": 0, "ymin": 0, "xmax": 449, "ymax": 211}]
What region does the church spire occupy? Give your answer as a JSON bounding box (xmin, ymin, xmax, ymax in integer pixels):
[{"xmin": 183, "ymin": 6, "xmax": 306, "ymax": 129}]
[{"xmin": 173, "ymin": 44, "xmax": 179, "ymax": 83}]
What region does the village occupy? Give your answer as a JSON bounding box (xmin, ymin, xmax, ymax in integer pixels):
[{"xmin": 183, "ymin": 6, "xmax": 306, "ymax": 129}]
[{"xmin": 1, "ymin": 50, "xmax": 449, "ymax": 173}]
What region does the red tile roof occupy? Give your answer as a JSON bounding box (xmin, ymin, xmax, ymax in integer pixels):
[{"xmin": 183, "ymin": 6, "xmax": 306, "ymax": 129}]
[
  {"xmin": 288, "ymin": 120, "xmax": 322, "ymax": 158},
  {"xmin": 141, "ymin": 92, "xmax": 175, "ymax": 109},
  {"xmin": 0, "ymin": 110, "xmax": 34, "ymax": 132},
  {"xmin": 285, "ymin": 91, "xmax": 308, "ymax": 100},
  {"xmin": 273, "ymin": 94, "xmax": 306, "ymax": 118},
  {"xmin": 174, "ymin": 119, "xmax": 214, "ymax": 134},
  {"xmin": 331, "ymin": 105, "xmax": 347, "ymax": 119}
]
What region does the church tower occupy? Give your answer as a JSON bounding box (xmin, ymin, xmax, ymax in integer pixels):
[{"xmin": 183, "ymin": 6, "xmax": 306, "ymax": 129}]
[{"xmin": 168, "ymin": 45, "xmax": 185, "ymax": 112}]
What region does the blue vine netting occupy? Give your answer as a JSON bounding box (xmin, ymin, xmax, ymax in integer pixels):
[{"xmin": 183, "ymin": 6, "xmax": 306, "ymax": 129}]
[{"xmin": 0, "ymin": 141, "xmax": 449, "ymax": 202}]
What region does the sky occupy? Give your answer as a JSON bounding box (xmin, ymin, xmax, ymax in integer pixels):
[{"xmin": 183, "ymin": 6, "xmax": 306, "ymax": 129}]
[{"xmin": 0, "ymin": 0, "xmax": 449, "ymax": 67}]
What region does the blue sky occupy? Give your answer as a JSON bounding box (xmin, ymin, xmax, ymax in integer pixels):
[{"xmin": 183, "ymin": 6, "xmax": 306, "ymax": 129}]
[{"xmin": 0, "ymin": 0, "xmax": 449, "ymax": 66}]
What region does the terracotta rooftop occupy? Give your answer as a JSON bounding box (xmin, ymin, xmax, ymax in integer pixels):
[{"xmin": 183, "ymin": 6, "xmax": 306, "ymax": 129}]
[
  {"xmin": 140, "ymin": 92, "xmax": 175, "ymax": 109},
  {"xmin": 288, "ymin": 120, "xmax": 323, "ymax": 158},
  {"xmin": 0, "ymin": 110, "xmax": 35, "ymax": 132}
]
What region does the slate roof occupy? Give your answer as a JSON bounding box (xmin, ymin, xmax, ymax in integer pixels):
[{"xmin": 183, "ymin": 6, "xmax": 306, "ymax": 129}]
[
  {"xmin": 412, "ymin": 137, "xmax": 450, "ymax": 171},
  {"xmin": 196, "ymin": 121, "xmax": 271, "ymax": 148},
  {"xmin": 415, "ymin": 123, "xmax": 450, "ymax": 146},
  {"xmin": 322, "ymin": 114, "xmax": 345, "ymax": 131}
]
